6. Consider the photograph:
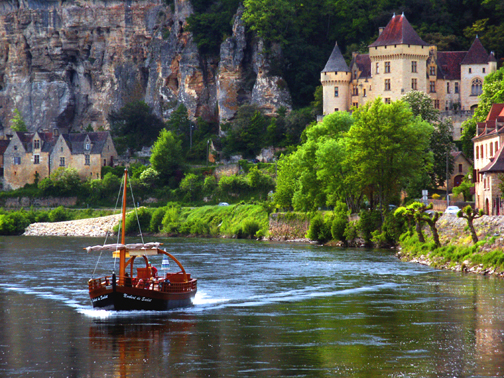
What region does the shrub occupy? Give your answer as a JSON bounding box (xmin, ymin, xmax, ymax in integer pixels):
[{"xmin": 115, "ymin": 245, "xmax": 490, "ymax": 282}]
[
  {"xmin": 358, "ymin": 209, "xmax": 382, "ymax": 244},
  {"xmin": 49, "ymin": 206, "xmax": 69, "ymax": 222},
  {"xmin": 242, "ymin": 218, "xmax": 261, "ymax": 238},
  {"xmin": 432, "ymin": 193, "xmax": 440, "ymax": 200},
  {"xmin": 307, "ymin": 213, "xmax": 332, "ymax": 243},
  {"xmin": 150, "ymin": 206, "xmax": 167, "ymax": 233}
]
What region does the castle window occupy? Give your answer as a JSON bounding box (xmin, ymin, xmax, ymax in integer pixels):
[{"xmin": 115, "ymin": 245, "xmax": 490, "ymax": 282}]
[
  {"xmin": 469, "ymin": 68, "xmax": 472, "ymax": 73},
  {"xmin": 447, "ymin": 82, "xmax": 450, "ymax": 94},
  {"xmin": 483, "ymin": 67, "xmax": 486, "ymax": 73},
  {"xmin": 430, "ymin": 81, "xmax": 436, "ymax": 93},
  {"xmin": 334, "ymin": 108, "xmax": 339, "ymax": 112},
  {"xmin": 471, "ymin": 78, "xmax": 483, "ymax": 96},
  {"xmin": 353, "ymin": 102, "xmax": 358, "ymax": 108},
  {"xmin": 411, "ymin": 78, "xmax": 417, "ymax": 90},
  {"xmin": 363, "ymin": 88, "xmax": 366, "ymax": 97},
  {"xmin": 455, "ymin": 82, "xmax": 459, "ymax": 94},
  {"xmin": 85, "ymin": 155, "xmax": 90, "ymax": 166},
  {"xmin": 103, "ymin": 159, "xmax": 107, "ymax": 166},
  {"xmin": 60, "ymin": 157, "xmax": 65, "ymax": 167},
  {"xmin": 13, "ymin": 157, "xmax": 21, "ymax": 165},
  {"xmin": 334, "ymin": 87, "xmax": 339, "ymax": 97},
  {"xmin": 385, "ymin": 61, "xmax": 390, "ymax": 73},
  {"xmin": 34, "ymin": 140, "xmax": 40, "ymax": 149},
  {"xmin": 34, "ymin": 155, "xmax": 39, "ymax": 165},
  {"xmin": 434, "ymin": 100, "xmax": 440, "ymax": 109},
  {"xmin": 376, "ymin": 62, "xmax": 379, "ymax": 74},
  {"xmin": 411, "ymin": 61, "xmax": 417, "ymax": 73},
  {"xmin": 430, "ymin": 66, "xmax": 436, "ymax": 76},
  {"xmin": 384, "ymin": 98, "xmax": 391, "ymax": 104},
  {"xmin": 352, "ymin": 85, "xmax": 358, "ymax": 96},
  {"xmin": 384, "ymin": 79, "xmax": 391, "ymax": 91}
]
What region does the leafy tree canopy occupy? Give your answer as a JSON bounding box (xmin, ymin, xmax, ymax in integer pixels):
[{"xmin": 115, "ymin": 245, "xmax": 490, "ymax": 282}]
[
  {"xmin": 150, "ymin": 129, "xmax": 183, "ymax": 186},
  {"xmin": 10, "ymin": 109, "xmax": 27, "ymax": 132},
  {"xmin": 108, "ymin": 101, "xmax": 165, "ymax": 155}
]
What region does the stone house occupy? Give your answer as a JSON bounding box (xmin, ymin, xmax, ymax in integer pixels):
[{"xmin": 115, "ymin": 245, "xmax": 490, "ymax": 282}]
[
  {"xmin": 473, "ymin": 104, "xmax": 504, "ymax": 215},
  {"xmin": 3, "ymin": 131, "xmax": 117, "ymax": 190},
  {"xmin": 51, "ymin": 132, "xmax": 117, "ymax": 181},
  {"xmin": 3, "ymin": 131, "xmax": 57, "ymax": 190},
  {"xmin": 321, "ymin": 13, "xmax": 497, "ymax": 138},
  {"xmin": 449, "ymin": 151, "xmax": 473, "ymax": 191}
]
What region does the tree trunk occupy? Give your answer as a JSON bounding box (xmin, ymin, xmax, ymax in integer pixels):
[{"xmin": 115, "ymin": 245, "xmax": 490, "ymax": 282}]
[
  {"xmin": 429, "ymin": 223, "xmax": 441, "ymax": 249},
  {"xmin": 416, "ymin": 221, "xmax": 425, "ymax": 243},
  {"xmin": 468, "ymin": 220, "xmax": 478, "ymax": 244}
]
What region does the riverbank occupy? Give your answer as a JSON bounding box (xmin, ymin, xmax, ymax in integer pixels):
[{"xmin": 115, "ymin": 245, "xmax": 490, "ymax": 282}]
[{"xmin": 396, "ymin": 214, "xmax": 504, "ymax": 277}]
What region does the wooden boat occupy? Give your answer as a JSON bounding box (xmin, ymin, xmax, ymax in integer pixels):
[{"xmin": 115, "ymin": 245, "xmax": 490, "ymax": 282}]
[{"xmin": 87, "ymin": 169, "xmax": 197, "ymax": 311}]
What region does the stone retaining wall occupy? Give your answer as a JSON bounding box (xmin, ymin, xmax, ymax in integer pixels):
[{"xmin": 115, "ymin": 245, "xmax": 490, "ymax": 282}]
[{"xmin": 2, "ymin": 196, "xmax": 78, "ymax": 208}]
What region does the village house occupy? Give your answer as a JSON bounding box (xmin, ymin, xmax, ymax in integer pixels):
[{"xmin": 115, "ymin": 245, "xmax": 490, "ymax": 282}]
[
  {"xmin": 321, "ymin": 13, "xmax": 497, "ymax": 140},
  {"xmin": 3, "ymin": 131, "xmax": 117, "ymax": 190},
  {"xmin": 449, "ymin": 151, "xmax": 473, "ymax": 192},
  {"xmin": 473, "ymin": 104, "xmax": 504, "ymax": 215}
]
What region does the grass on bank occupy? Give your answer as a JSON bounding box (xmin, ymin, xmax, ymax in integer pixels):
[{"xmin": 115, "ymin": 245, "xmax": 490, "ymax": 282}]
[{"xmin": 399, "ymin": 232, "xmax": 504, "ymax": 272}]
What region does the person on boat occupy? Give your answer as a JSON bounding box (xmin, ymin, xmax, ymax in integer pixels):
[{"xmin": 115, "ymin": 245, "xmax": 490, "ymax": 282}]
[
  {"xmin": 150, "ymin": 263, "xmax": 158, "ymax": 279},
  {"xmin": 124, "ymin": 272, "xmax": 132, "ymax": 287},
  {"xmin": 136, "ymin": 278, "xmax": 144, "ymax": 288}
]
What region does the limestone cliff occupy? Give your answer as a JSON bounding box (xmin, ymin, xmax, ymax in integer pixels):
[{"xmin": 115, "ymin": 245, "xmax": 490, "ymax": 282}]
[{"xmin": 0, "ymin": 0, "xmax": 291, "ymax": 134}]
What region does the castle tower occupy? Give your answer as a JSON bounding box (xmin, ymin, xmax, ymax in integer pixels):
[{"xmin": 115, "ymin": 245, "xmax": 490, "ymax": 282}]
[
  {"xmin": 460, "ymin": 37, "xmax": 498, "ymax": 110},
  {"xmin": 368, "ymin": 13, "xmax": 430, "ymax": 103},
  {"xmin": 321, "ymin": 42, "xmax": 351, "ymax": 114}
]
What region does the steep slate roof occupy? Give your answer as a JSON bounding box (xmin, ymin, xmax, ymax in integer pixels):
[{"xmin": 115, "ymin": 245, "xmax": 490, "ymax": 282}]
[
  {"xmin": 436, "ymin": 52, "xmax": 466, "ymax": 80},
  {"xmin": 12, "ymin": 131, "xmax": 56, "ymax": 153},
  {"xmin": 322, "ymin": 42, "xmax": 350, "ymax": 73},
  {"xmin": 480, "ymin": 144, "xmax": 504, "ymax": 173},
  {"xmin": 461, "ymin": 37, "xmax": 490, "ymax": 65},
  {"xmin": 369, "ymin": 14, "xmax": 429, "ymax": 47},
  {"xmin": 351, "ymin": 54, "xmax": 371, "ymax": 78},
  {"xmin": 0, "ymin": 140, "xmax": 9, "ymax": 156},
  {"xmin": 62, "ymin": 132, "xmax": 110, "ymax": 155}
]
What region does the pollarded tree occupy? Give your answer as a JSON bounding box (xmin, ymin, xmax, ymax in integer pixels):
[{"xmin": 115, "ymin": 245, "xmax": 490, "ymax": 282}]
[
  {"xmin": 457, "ymin": 205, "xmax": 484, "ymax": 244},
  {"xmin": 346, "ymin": 98, "xmax": 433, "ymax": 212},
  {"xmin": 414, "ymin": 202, "xmax": 443, "ymax": 249}
]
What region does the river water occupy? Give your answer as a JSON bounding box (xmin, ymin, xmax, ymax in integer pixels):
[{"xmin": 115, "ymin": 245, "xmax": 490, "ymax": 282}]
[{"xmin": 0, "ymin": 236, "xmax": 503, "ymax": 377}]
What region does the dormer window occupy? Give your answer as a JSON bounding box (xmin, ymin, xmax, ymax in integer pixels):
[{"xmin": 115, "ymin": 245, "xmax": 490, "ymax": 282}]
[
  {"xmin": 34, "ymin": 140, "xmax": 40, "ymax": 149},
  {"xmin": 85, "ymin": 143, "xmax": 90, "ymax": 150},
  {"xmin": 430, "ymin": 66, "xmax": 436, "ymax": 76},
  {"xmin": 14, "ymin": 145, "xmax": 17, "ymax": 151}
]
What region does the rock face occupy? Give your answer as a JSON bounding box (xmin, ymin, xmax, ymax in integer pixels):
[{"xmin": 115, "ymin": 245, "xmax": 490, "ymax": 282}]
[{"xmin": 0, "ymin": 0, "xmax": 292, "ymax": 134}]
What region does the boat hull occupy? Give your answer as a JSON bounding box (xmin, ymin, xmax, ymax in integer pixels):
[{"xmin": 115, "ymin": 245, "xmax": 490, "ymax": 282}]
[{"xmin": 90, "ymin": 286, "xmax": 196, "ymax": 311}]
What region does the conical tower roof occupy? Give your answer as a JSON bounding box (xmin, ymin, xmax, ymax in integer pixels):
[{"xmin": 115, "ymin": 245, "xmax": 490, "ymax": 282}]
[
  {"xmin": 369, "ymin": 14, "xmax": 429, "ymax": 47},
  {"xmin": 322, "ymin": 42, "xmax": 350, "ymax": 73},
  {"xmin": 461, "ymin": 37, "xmax": 490, "ymax": 65}
]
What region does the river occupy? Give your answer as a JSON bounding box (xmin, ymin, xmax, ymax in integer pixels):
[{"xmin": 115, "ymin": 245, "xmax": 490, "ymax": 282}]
[{"xmin": 0, "ymin": 236, "xmax": 503, "ymax": 377}]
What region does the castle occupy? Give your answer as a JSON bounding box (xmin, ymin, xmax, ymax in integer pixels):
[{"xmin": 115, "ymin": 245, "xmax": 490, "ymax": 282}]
[{"xmin": 321, "ymin": 13, "xmax": 497, "ymax": 119}]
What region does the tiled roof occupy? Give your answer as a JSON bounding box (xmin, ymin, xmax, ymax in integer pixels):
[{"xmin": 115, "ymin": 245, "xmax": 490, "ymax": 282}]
[
  {"xmin": 436, "ymin": 52, "xmax": 466, "ymax": 80},
  {"xmin": 352, "ymin": 54, "xmax": 371, "ymax": 78},
  {"xmin": 461, "ymin": 37, "xmax": 490, "ymax": 65},
  {"xmin": 322, "ymin": 42, "xmax": 350, "ymax": 73},
  {"xmin": 480, "ymin": 144, "xmax": 504, "ymax": 173},
  {"xmin": 369, "ymin": 14, "xmax": 429, "ymax": 47},
  {"xmin": 63, "ymin": 132, "xmax": 110, "ymax": 155}
]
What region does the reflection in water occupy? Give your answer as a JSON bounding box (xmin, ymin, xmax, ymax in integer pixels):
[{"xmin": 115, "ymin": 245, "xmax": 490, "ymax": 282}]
[
  {"xmin": 0, "ymin": 236, "xmax": 503, "ymax": 377},
  {"xmin": 89, "ymin": 316, "xmax": 195, "ymax": 378}
]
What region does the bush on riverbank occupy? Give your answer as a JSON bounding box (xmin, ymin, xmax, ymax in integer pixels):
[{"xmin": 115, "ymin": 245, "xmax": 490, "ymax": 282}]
[{"xmin": 398, "ymin": 232, "xmax": 504, "ymax": 272}]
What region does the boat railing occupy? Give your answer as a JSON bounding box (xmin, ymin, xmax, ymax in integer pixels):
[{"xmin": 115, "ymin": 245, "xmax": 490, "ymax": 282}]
[{"xmin": 89, "ymin": 275, "xmax": 197, "ymax": 293}]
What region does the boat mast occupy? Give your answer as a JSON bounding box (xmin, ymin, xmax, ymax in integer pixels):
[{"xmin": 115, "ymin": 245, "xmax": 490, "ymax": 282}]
[{"xmin": 118, "ymin": 169, "xmax": 128, "ymax": 282}]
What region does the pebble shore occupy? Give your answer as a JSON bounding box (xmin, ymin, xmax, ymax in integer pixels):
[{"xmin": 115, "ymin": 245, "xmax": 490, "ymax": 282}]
[{"xmin": 23, "ymin": 214, "xmax": 122, "ymax": 237}]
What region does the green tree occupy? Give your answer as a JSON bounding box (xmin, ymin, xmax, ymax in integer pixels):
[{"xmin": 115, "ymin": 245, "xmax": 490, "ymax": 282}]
[
  {"xmin": 150, "ymin": 129, "xmax": 183, "ymax": 186},
  {"xmin": 179, "ymin": 173, "xmax": 203, "ymax": 201},
  {"xmin": 346, "ymin": 98, "xmax": 433, "ymax": 211},
  {"xmin": 453, "ymin": 172, "xmax": 474, "ymax": 201},
  {"xmin": 402, "ymin": 91, "xmax": 455, "ymax": 189},
  {"xmin": 108, "ymin": 101, "xmax": 165, "ymax": 155},
  {"xmin": 10, "ymin": 109, "xmax": 28, "ymax": 132}
]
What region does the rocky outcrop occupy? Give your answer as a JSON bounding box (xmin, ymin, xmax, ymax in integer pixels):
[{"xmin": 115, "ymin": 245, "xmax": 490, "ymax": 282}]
[{"xmin": 0, "ymin": 0, "xmax": 291, "ymax": 134}]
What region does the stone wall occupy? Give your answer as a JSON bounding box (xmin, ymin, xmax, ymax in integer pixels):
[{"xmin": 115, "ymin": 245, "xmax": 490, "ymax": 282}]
[{"xmin": 2, "ymin": 196, "xmax": 78, "ymax": 208}]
